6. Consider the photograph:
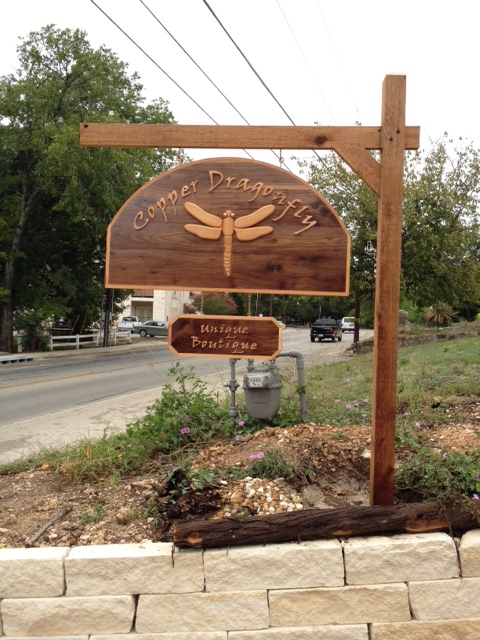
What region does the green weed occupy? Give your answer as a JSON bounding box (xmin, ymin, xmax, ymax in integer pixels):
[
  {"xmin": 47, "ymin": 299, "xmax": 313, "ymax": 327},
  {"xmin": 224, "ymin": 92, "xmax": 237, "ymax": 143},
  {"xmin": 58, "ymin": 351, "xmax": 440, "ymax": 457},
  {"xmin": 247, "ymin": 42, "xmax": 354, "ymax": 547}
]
[
  {"xmin": 247, "ymin": 448, "xmax": 294, "ymax": 481},
  {"xmin": 396, "ymin": 448, "xmax": 480, "ymax": 503},
  {"xmin": 78, "ymin": 505, "xmax": 107, "ymax": 525}
]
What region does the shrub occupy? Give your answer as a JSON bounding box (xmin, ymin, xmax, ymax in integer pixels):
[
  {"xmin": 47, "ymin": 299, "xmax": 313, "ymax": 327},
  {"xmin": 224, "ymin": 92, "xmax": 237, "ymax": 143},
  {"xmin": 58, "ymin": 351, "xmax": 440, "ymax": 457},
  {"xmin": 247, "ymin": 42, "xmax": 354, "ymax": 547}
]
[{"xmin": 426, "ymin": 303, "xmax": 457, "ymax": 327}]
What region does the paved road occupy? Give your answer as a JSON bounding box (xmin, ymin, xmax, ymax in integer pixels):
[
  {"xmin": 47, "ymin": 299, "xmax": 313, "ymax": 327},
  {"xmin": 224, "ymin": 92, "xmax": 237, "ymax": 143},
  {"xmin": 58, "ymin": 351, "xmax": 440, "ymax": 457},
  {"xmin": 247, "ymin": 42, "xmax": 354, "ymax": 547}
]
[{"xmin": 0, "ymin": 328, "xmax": 370, "ymax": 463}]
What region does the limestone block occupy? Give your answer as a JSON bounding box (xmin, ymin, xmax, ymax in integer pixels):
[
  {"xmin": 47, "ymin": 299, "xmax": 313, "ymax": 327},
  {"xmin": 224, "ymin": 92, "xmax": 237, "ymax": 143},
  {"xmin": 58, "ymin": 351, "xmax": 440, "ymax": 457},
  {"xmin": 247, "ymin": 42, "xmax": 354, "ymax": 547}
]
[
  {"xmin": 1, "ymin": 595, "xmax": 135, "ymax": 636},
  {"xmin": 11, "ymin": 637, "xmax": 88, "ymax": 640},
  {"xmin": 229, "ymin": 624, "xmax": 369, "ymax": 639},
  {"xmin": 409, "ymin": 577, "xmax": 480, "ymax": 620},
  {"xmin": 0, "ymin": 546, "xmax": 69, "ymax": 597},
  {"xmin": 204, "ymin": 540, "xmax": 344, "ymax": 591},
  {"xmin": 92, "ymin": 634, "xmax": 227, "ymax": 640},
  {"xmin": 65, "ymin": 543, "xmax": 203, "ymax": 595},
  {"xmin": 136, "ymin": 591, "xmax": 269, "ymax": 633},
  {"xmin": 459, "ymin": 529, "xmax": 480, "ymax": 576},
  {"xmin": 269, "ymin": 584, "xmax": 410, "ymax": 626},
  {"xmin": 372, "ymin": 618, "xmax": 480, "ymax": 639},
  {"xmin": 344, "ymin": 533, "xmax": 459, "ymax": 584}
]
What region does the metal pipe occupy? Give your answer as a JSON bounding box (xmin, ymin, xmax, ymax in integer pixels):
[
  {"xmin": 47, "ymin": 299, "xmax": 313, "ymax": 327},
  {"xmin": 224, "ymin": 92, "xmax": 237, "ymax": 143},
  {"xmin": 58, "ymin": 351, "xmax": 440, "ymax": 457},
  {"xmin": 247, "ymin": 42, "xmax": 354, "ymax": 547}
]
[
  {"xmin": 276, "ymin": 350, "xmax": 308, "ymax": 422},
  {"xmin": 225, "ymin": 358, "xmax": 240, "ymax": 418}
]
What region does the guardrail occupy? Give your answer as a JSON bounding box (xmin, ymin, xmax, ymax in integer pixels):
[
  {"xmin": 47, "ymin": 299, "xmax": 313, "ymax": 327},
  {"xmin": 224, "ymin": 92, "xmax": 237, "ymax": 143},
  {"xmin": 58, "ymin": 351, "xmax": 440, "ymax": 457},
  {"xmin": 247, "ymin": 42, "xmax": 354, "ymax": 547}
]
[{"xmin": 49, "ymin": 330, "xmax": 131, "ymax": 350}]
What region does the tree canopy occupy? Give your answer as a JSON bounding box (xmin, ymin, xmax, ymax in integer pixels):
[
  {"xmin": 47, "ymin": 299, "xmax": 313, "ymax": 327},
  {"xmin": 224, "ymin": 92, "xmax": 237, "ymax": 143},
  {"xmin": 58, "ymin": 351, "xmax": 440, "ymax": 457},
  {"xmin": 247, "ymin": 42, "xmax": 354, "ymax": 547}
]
[
  {"xmin": 302, "ymin": 136, "xmax": 480, "ymax": 323},
  {"xmin": 184, "ymin": 292, "xmax": 238, "ymax": 316},
  {"xmin": 0, "ymin": 25, "xmax": 177, "ymax": 351}
]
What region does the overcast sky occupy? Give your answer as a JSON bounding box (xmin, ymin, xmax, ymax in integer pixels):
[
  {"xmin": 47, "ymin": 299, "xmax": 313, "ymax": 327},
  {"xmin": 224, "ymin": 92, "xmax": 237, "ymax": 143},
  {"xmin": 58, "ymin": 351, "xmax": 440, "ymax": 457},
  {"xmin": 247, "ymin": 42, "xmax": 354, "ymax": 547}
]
[{"xmin": 1, "ymin": 1, "xmax": 478, "ymax": 170}]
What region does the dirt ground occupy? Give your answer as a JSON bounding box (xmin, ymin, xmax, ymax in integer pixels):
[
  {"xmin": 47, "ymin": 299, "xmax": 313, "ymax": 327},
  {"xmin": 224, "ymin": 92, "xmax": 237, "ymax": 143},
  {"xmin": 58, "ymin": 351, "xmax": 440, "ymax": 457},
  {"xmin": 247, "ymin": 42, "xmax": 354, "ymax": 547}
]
[{"xmin": 1, "ymin": 399, "xmax": 479, "ymax": 549}]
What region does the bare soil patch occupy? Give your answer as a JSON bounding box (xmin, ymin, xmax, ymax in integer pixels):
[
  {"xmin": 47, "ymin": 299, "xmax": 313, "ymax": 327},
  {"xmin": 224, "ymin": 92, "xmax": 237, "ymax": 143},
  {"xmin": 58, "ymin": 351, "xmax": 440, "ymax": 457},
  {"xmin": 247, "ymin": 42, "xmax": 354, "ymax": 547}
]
[{"xmin": 1, "ymin": 399, "xmax": 479, "ymax": 549}]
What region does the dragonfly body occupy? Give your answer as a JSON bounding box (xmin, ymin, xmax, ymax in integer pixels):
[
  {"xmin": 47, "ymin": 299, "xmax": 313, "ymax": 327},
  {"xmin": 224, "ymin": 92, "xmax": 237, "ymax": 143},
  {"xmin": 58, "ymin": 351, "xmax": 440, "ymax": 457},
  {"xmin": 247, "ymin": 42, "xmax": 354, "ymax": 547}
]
[{"xmin": 184, "ymin": 203, "xmax": 275, "ymax": 276}]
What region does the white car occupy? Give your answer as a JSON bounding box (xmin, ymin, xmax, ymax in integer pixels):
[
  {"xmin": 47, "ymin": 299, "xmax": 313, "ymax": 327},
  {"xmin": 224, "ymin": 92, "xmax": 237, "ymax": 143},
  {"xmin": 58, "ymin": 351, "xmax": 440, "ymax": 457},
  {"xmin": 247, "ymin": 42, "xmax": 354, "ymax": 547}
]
[
  {"xmin": 341, "ymin": 317, "xmax": 355, "ymax": 333},
  {"xmin": 117, "ymin": 316, "xmax": 140, "ymax": 332}
]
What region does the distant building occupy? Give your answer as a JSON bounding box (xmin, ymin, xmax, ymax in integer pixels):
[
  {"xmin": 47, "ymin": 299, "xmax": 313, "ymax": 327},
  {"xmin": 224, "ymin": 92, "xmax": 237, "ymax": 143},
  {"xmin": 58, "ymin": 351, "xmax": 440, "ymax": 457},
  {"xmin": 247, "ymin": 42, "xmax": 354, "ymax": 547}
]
[{"xmin": 121, "ymin": 290, "xmax": 196, "ymax": 322}]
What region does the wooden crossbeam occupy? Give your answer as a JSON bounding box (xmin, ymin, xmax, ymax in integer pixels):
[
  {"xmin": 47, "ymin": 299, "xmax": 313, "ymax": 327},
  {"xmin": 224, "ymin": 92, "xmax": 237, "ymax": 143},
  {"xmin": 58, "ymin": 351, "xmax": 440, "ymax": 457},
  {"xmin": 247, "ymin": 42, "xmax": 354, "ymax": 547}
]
[{"xmin": 79, "ymin": 123, "xmax": 420, "ymax": 151}]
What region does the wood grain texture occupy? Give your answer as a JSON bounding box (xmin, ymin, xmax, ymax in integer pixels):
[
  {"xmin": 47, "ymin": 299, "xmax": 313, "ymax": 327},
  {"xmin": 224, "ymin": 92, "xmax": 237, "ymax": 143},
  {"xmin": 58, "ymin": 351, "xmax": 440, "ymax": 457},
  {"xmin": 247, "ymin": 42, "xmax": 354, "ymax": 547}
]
[
  {"xmin": 168, "ymin": 315, "xmax": 281, "ymax": 359},
  {"xmin": 370, "ymin": 74, "xmax": 407, "ymax": 506},
  {"xmin": 80, "ymin": 123, "xmax": 420, "ymax": 151},
  {"xmin": 106, "ymin": 158, "xmax": 350, "ymax": 295},
  {"xmin": 173, "ymin": 503, "xmax": 478, "ymax": 548},
  {"xmin": 335, "ymin": 146, "xmax": 381, "ymax": 196}
]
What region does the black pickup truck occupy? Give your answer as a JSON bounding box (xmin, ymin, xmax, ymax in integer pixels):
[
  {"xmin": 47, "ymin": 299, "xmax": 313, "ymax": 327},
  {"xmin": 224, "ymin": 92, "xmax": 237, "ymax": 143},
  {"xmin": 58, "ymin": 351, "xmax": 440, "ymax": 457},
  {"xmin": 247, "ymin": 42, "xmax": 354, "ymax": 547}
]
[{"xmin": 310, "ymin": 318, "xmax": 343, "ymax": 342}]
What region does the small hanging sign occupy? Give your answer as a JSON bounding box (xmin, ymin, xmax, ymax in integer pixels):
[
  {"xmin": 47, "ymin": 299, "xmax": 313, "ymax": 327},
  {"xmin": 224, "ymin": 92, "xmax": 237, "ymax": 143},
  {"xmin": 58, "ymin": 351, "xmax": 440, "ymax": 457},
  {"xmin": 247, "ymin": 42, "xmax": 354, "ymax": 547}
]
[{"xmin": 168, "ymin": 315, "xmax": 282, "ymax": 360}]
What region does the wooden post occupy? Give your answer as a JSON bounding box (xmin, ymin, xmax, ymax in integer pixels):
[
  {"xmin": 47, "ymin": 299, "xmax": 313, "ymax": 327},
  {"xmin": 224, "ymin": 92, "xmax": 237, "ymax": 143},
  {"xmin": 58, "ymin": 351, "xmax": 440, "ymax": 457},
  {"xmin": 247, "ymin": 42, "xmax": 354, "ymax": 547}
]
[{"xmin": 370, "ymin": 75, "xmax": 406, "ymax": 505}]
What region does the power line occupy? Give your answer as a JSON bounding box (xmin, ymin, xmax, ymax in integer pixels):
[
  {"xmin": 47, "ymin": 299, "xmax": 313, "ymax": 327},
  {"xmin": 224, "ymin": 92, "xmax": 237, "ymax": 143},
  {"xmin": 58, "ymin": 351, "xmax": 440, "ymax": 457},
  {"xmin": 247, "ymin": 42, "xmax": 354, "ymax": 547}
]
[
  {"xmin": 202, "ymin": 1, "xmax": 326, "ymax": 166},
  {"xmin": 138, "ymin": 0, "xmax": 291, "ymax": 170},
  {"xmin": 139, "ymin": 0, "xmax": 250, "ymax": 126},
  {"xmin": 90, "ymin": 0, "xmax": 293, "ymax": 170},
  {"xmin": 315, "ymin": 0, "xmax": 362, "ymax": 123},
  {"xmin": 202, "ymin": 0, "xmax": 297, "ymax": 127},
  {"xmin": 90, "ymin": 0, "xmax": 219, "ymax": 125},
  {"xmin": 90, "ymin": 0, "xmax": 259, "ymax": 160},
  {"xmin": 277, "ymin": 0, "xmax": 337, "ymax": 124}
]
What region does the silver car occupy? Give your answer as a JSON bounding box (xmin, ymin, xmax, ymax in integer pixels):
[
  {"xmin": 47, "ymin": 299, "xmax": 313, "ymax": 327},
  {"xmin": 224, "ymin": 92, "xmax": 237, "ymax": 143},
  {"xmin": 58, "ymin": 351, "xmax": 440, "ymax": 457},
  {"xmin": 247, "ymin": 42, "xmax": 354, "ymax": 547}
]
[{"xmin": 133, "ymin": 320, "xmax": 168, "ymax": 338}]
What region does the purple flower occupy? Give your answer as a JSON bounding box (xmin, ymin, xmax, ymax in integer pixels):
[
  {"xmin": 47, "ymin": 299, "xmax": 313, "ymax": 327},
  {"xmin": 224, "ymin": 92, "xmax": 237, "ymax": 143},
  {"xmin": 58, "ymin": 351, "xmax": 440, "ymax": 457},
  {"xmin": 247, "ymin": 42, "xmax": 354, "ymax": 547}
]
[
  {"xmin": 346, "ymin": 378, "xmax": 351, "ymax": 383},
  {"xmin": 290, "ymin": 377, "xmax": 296, "ymax": 383},
  {"xmin": 403, "ymin": 412, "xmax": 410, "ymax": 418},
  {"xmin": 345, "ymin": 404, "xmax": 352, "ymax": 410},
  {"xmin": 363, "ymin": 399, "xmax": 369, "ymax": 403},
  {"xmin": 237, "ymin": 421, "xmax": 245, "ymax": 427},
  {"xmin": 248, "ymin": 454, "xmax": 258, "ymax": 461},
  {"xmin": 256, "ymin": 452, "xmax": 265, "ymax": 459},
  {"xmin": 235, "ymin": 435, "xmax": 241, "ymax": 442},
  {"xmin": 180, "ymin": 427, "xmax": 190, "ymax": 435},
  {"xmin": 442, "ymin": 452, "xmax": 447, "ymax": 459},
  {"xmin": 334, "ymin": 399, "xmax": 340, "ymax": 404},
  {"xmin": 415, "ymin": 422, "xmax": 421, "ymax": 428},
  {"xmin": 354, "ymin": 401, "xmax": 359, "ymax": 407},
  {"xmin": 361, "ymin": 414, "xmax": 367, "ymax": 420},
  {"xmin": 184, "ymin": 415, "xmax": 191, "ymax": 421},
  {"xmin": 472, "ymin": 494, "xmax": 479, "ymax": 501}
]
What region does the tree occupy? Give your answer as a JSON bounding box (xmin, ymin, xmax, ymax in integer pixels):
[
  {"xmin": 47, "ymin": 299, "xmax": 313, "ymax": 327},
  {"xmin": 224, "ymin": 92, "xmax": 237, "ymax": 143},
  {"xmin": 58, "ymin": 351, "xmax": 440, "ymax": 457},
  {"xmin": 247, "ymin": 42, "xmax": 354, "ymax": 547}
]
[
  {"xmin": 184, "ymin": 292, "xmax": 238, "ymax": 316},
  {"xmin": 401, "ymin": 139, "xmax": 480, "ymax": 310},
  {"xmin": 301, "ymin": 136, "xmax": 480, "ymax": 321},
  {"xmin": 301, "ymin": 150, "xmax": 377, "ymax": 327},
  {"xmin": 0, "ymin": 25, "xmax": 177, "ymax": 351}
]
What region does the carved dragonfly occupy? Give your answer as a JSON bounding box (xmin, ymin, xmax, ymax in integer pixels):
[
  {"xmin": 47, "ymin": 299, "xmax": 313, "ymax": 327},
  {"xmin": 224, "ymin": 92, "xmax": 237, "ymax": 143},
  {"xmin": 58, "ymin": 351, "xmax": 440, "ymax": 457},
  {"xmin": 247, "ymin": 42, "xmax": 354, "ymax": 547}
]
[{"xmin": 183, "ymin": 202, "xmax": 275, "ymax": 276}]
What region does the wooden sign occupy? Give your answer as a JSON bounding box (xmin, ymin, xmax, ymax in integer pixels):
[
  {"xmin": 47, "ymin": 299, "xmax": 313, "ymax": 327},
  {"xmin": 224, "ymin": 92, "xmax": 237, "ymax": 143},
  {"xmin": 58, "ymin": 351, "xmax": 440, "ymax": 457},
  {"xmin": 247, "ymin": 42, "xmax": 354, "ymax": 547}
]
[
  {"xmin": 106, "ymin": 158, "xmax": 350, "ymax": 295},
  {"xmin": 168, "ymin": 315, "xmax": 282, "ymax": 360}
]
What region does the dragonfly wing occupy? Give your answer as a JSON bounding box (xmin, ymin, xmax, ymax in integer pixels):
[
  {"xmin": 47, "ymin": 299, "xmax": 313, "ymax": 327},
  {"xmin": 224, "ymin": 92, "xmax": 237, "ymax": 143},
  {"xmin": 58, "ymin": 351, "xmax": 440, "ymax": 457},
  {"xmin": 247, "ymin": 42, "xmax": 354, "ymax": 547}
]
[
  {"xmin": 235, "ymin": 226, "xmax": 274, "ymax": 241},
  {"xmin": 184, "ymin": 202, "xmax": 222, "ymax": 227},
  {"xmin": 185, "ymin": 224, "xmax": 222, "ymax": 240},
  {"xmin": 234, "ymin": 205, "xmax": 275, "ymax": 229}
]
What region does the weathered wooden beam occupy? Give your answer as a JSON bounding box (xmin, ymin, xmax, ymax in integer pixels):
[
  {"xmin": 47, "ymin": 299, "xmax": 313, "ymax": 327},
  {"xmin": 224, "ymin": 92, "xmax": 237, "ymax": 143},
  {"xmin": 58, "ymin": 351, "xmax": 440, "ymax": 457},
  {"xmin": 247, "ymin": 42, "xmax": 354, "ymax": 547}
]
[
  {"xmin": 370, "ymin": 74, "xmax": 406, "ymax": 505},
  {"xmin": 79, "ymin": 123, "xmax": 420, "ymax": 151},
  {"xmin": 335, "ymin": 146, "xmax": 381, "ymax": 196},
  {"xmin": 172, "ymin": 503, "xmax": 479, "ymax": 548}
]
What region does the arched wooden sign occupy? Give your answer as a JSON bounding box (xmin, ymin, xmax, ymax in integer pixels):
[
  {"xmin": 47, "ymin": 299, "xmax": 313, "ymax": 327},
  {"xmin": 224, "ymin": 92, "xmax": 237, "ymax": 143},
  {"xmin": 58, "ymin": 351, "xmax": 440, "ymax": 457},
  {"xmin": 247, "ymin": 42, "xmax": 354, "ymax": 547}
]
[{"xmin": 106, "ymin": 157, "xmax": 350, "ymax": 295}]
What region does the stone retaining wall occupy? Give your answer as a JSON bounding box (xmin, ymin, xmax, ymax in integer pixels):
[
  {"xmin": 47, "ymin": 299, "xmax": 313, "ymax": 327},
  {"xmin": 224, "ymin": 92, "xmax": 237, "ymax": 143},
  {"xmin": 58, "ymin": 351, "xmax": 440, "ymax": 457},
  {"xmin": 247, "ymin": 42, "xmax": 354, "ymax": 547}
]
[{"xmin": 2, "ymin": 530, "xmax": 480, "ymax": 638}]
